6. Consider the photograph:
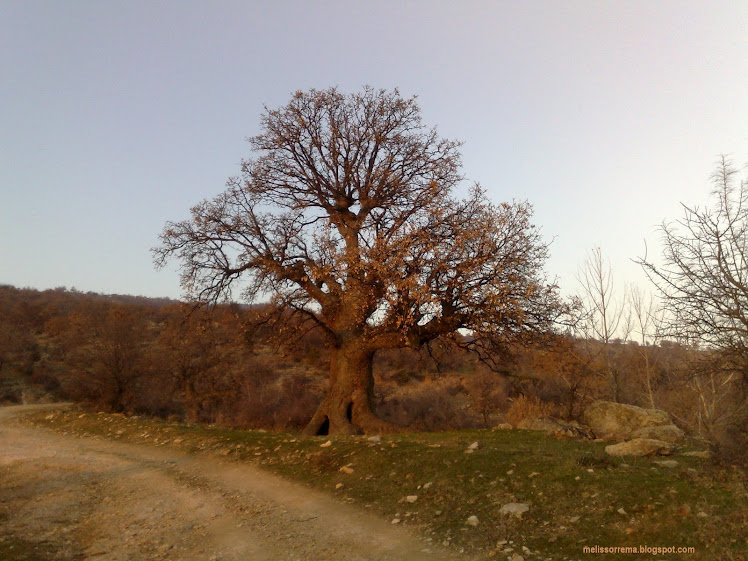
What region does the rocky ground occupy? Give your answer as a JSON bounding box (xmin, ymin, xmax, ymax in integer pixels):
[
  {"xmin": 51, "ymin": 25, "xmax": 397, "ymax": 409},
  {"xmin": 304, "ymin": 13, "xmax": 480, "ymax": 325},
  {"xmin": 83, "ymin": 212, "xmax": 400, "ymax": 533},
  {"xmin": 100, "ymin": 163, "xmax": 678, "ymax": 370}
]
[{"xmin": 0, "ymin": 404, "xmax": 469, "ymax": 561}]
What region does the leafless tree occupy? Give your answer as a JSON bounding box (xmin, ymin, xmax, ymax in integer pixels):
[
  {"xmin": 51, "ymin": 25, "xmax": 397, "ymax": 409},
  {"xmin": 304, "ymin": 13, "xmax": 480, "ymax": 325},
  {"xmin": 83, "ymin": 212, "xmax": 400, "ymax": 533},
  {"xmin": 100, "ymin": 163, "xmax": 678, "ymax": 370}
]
[
  {"xmin": 576, "ymin": 247, "xmax": 630, "ymax": 401},
  {"xmin": 155, "ymin": 87, "xmax": 563, "ymax": 435},
  {"xmin": 629, "ymin": 285, "xmax": 663, "ymax": 408},
  {"xmin": 638, "ymin": 156, "xmax": 748, "ymax": 453}
]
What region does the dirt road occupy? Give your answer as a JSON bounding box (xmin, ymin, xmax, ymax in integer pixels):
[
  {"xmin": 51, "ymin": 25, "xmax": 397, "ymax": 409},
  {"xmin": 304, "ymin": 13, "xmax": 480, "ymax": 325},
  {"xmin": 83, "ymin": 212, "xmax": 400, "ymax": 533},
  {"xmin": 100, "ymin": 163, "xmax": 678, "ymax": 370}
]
[{"xmin": 0, "ymin": 404, "xmax": 469, "ymax": 561}]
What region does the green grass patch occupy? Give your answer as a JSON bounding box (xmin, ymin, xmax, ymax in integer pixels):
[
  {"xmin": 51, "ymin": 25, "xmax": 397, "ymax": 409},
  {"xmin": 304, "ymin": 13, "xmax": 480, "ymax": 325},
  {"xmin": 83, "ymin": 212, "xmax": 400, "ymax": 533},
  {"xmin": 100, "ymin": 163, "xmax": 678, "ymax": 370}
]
[{"xmin": 24, "ymin": 408, "xmax": 748, "ymax": 560}]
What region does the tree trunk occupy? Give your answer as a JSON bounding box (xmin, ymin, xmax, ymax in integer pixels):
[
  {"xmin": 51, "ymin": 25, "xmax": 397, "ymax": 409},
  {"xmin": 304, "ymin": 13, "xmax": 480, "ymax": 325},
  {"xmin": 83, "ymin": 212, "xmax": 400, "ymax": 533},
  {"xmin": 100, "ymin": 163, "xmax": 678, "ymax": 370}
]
[{"xmin": 303, "ymin": 344, "xmax": 397, "ymax": 435}]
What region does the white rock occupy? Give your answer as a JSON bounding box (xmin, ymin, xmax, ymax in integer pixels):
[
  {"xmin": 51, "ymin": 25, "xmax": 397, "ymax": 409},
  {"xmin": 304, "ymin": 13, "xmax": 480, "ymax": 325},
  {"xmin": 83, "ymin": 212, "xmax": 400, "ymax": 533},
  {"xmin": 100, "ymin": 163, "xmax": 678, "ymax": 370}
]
[
  {"xmin": 683, "ymin": 450, "xmax": 711, "ymax": 458},
  {"xmin": 494, "ymin": 423, "xmax": 513, "ymax": 430},
  {"xmin": 605, "ymin": 438, "xmax": 674, "ymax": 457},
  {"xmin": 391, "ymin": 518, "xmax": 401, "ymax": 524},
  {"xmin": 631, "ymin": 424, "xmax": 685, "ymax": 444},
  {"xmin": 465, "ymin": 515, "xmax": 479, "ymax": 526},
  {"xmin": 405, "ymin": 495, "xmax": 418, "ymax": 503},
  {"xmin": 584, "ymin": 400, "xmax": 672, "ymax": 440},
  {"xmin": 468, "ymin": 441, "xmax": 479, "ymax": 450},
  {"xmin": 499, "ymin": 503, "xmax": 530, "ymax": 519},
  {"xmin": 510, "ymin": 555, "xmax": 525, "ymax": 561},
  {"xmin": 423, "ymin": 482, "xmax": 433, "ymax": 489},
  {"xmin": 367, "ymin": 435, "xmax": 381, "ymax": 443},
  {"xmin": 335, "ymin": 483, "xmax": 344, "ymax": 489},
  {"xmin": 653, "ymin": 460, "xmax": 679, "ymax": 468},
  {"xmin": 617, "ymin": 507, "xmax": 627, "ymax": 515},
  {"xmin": 320, "ymin": 440, "xmax": 332, "ymax": 448}
]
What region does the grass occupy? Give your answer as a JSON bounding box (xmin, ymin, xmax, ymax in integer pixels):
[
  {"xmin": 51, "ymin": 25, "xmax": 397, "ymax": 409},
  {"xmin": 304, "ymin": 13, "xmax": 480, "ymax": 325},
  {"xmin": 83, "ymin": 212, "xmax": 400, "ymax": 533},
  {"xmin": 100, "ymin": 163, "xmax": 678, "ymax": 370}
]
[
  {"xmin": 24, "ymin": 408, "xmax": 748, "ymax": 561},
  {"xmin": 0, "ymin": 536, "xmax": 63, "ymax": 561}
]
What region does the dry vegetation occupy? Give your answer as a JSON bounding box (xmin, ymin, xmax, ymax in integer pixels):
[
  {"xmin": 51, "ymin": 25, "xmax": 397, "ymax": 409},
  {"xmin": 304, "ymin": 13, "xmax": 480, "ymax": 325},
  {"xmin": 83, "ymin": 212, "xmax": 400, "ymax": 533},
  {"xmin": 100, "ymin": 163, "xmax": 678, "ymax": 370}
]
[{"xmin": 1, "ymin": 284, "xmax": 746, "ymax": 464}]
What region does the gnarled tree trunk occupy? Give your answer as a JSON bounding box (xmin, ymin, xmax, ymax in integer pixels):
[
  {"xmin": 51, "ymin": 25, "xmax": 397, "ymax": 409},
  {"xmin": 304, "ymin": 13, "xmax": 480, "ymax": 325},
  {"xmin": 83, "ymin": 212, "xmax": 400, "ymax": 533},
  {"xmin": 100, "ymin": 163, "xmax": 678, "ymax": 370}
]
[{"xmin": 303, "ymin": 344, "xmax": 396, "ymax": 435}]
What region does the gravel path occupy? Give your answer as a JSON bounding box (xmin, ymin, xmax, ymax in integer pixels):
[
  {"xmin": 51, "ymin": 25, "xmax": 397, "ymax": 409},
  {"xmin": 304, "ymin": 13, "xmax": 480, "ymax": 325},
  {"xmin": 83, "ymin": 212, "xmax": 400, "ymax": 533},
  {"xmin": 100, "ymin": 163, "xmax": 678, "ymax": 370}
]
[{"xmin": 0, "ymin": 404, "xmax": 470, "ymax": 561}]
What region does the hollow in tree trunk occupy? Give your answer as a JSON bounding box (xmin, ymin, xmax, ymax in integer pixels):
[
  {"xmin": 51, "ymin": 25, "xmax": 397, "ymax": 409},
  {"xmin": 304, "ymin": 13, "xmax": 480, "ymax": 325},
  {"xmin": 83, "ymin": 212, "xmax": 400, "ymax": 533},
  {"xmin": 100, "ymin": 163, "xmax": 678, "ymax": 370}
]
[{"xmin": 303, "ymin": 345, "xmax": 397, "ymax": 435}]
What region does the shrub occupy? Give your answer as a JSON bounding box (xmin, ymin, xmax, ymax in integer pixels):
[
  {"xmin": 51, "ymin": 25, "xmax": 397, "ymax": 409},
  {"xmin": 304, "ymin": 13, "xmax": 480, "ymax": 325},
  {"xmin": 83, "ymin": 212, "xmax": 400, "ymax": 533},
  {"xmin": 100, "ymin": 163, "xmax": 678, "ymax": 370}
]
[{"xmin": 503, "ymin": 394, "xmax": 557, "ymax": 427}]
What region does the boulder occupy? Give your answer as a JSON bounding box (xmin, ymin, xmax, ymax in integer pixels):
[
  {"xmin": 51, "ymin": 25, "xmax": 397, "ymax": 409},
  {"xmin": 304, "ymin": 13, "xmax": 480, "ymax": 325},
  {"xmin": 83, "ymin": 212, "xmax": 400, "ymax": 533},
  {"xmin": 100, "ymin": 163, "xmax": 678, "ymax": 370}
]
[
  {"xmin": 605, "ymin": 438, "xmax": 674, "ymax": 457},
  {"xmin": 630, "ymin": 424, "xmax": 685, "ymax": 444},
  {"xmin": 583, "ymin": 401, "xmax": 671, "ymax": 440},
  {"xmin": 517, "ymin": 416, "xmax": 592, "ymax": 439}
]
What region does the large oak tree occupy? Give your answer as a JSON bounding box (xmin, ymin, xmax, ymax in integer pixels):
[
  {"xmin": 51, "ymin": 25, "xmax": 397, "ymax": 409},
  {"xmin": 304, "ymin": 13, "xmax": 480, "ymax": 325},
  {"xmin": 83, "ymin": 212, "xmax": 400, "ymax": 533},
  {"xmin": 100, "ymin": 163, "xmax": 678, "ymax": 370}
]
[{"xmin": 155, "ymin": 87, "xmax": 562, "ymax": 435}]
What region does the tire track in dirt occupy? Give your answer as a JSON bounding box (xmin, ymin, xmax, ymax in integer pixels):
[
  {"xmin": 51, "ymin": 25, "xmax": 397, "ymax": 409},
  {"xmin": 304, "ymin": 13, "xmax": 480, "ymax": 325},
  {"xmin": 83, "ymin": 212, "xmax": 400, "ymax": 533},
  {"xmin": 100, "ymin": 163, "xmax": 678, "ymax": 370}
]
[{"xmin": 0, "ymin": 405, "xmax": 471, "ymax": 561}]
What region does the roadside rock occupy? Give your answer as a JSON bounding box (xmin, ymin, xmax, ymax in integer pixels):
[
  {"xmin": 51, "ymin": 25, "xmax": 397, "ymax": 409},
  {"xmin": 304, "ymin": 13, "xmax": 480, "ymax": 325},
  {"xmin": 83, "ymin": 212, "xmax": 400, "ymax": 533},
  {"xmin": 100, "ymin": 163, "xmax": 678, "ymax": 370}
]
[
  {"xmin": 517, "ymin": 416, "xmax": 592, "ymax": 439},
  {"xmin": 630, "ymin": 424, "xmax": 685, "ymax": 444},
  {"xmin": 682, "ymin": 450, "xmax": 711, "ymax": 458},
  {"xmin": 584, "ymin": 401, "xmax": 671, "ymax": 440},
  {"xmin": 605, "ymin": 438, "xmax": 674, "ymax": 457},
  {"xmin": 493, "ymin": 423, "xmax": 513, "ymax": 430},
  {"xmin": 498, "ymin": 502, "xmax": 530, "ymax": 519},
  {"xmin": 465, "ymin": 515, "xmax": 479, "ymax": 526}
]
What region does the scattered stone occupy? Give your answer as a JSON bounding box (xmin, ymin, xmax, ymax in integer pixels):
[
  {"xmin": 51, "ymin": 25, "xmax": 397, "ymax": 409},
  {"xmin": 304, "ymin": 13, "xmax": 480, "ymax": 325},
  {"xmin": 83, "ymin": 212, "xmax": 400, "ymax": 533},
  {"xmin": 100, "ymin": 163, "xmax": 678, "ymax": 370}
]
[
  {"xmin": 677, "ymin": 504, "xmax": 691, "ymax": 516},
  {"xmin": 465, "ymin": 515, "xmax": 479, "ymax": 526},
  {"xmin": 683, "ymin": 450, "xmax": 711, "ymax": 458},
  {"xmin": 631, "ymin": 424, "xmax": 685, "ymax": 444},
  {"xmin": 320, "ymin": 440, "xmax": 332, "ymax": 448},
  {"xmin": 605, "ymin": 438, "xmax": 674, "ymax": 457},
  {"xmin": 468, "ymin": 441, "xmax": 479, "ymax": 450},
  {"xmin": 339, "ymin": 466, "xmax": 354, "ymax": 475},
  {"xmin": 653, "ymin": 460, "xmax": 679, "ymax": 468},
  {"xmin": 335, "ymin": 483, "xmax": 344, "ymax": 489},
  {"xmin": 391, "ymin": 518, "xmax": 401, "ymax": 524},
  {"xmin": 499, "ymin": 503, "xmax": 530, "ymax": 519},
  {"xmin": 697, "ymin": 511, "xmax": 708, "ymax": 518},
  {"xmin": 569, "ymin": 515, "xmax": 580, "ymax": 523},
  {"xmin": 584, "ymin": 400, "xmax": 672, "ymax": 440},
  {"xmin": 423, "ymin": 482, "xmax": 433, "ymax": 489},
  {"xmin": 510, "ymin": 554, "xmax": 525, "ymax": 561},
  {"xmin": 522, "ymin": 546, "xmax": 531, "ymax": 553},
  {"xmin": 617, "ymin": 507, "xmax": 627, "ymax": 515},
  {"xmin": 367, "ymin": 435, "xmax": 381, "ymax": 443},
  {"xmin": 405, "ymin": 495, "xmax": 418, "ymax": 503},
  {"xmin": 464, "ymin": 449, "xmax": 474, "ymax": 454},
  {"xmin": 528, "ymin": 472, "xmax": 540, "ymax": 478},
  {"xmin": 494, "ymin": 423, "xmax": 513, "ymax": 430}
]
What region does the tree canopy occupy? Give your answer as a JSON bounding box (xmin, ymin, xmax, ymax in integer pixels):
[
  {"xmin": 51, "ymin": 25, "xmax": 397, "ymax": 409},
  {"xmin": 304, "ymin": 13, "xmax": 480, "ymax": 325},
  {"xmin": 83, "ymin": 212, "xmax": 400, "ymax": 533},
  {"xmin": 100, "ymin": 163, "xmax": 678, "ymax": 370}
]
[{"xmin": 155, "ymin": 87, "xmax": 563, "ymax": 434}]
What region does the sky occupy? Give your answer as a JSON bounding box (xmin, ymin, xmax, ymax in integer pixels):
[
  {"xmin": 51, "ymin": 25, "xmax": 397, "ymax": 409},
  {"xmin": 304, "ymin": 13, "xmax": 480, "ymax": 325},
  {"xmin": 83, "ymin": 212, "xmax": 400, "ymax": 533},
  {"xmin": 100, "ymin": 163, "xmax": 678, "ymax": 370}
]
[{"xmin": 2, "ymin": 1, "xmax": 748, "ymax": 302}]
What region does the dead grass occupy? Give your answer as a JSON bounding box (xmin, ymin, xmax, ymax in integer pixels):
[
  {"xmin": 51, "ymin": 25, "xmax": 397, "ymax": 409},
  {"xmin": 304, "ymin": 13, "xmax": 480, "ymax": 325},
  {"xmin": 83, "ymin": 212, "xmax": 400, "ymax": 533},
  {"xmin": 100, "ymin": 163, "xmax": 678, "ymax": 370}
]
[{"xmin": 503, "ymin": 395, "xmax": 557, "ymax": 427}]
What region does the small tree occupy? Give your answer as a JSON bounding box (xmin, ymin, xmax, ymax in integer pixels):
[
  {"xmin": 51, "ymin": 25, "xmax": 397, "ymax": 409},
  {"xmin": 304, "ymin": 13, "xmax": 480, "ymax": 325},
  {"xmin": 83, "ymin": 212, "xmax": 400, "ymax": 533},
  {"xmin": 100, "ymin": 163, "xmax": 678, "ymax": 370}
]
[
  {"xmin": 575, "ymin": 247, "xmax": 630, "ymax": 401},
  {"xmin": 155, "ymin": 87, "xmax": 563, "ymax": 435}
]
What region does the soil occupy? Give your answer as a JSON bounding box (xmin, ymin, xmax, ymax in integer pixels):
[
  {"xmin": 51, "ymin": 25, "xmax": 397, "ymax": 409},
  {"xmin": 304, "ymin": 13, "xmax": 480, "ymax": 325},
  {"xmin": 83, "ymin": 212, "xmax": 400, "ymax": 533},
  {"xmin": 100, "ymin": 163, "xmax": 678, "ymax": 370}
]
[{"xmin": 0, "ymin": 404, "xmax": 468, "ymax": 561}]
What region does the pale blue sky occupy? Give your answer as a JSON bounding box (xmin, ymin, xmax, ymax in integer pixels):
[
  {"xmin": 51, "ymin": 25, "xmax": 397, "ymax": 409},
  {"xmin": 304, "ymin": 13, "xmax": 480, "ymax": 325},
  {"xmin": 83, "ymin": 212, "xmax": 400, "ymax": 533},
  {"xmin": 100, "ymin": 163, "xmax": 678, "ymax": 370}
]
[{"xmin": 2, "ymin": 1, "xmax": 747, "ymax": 300}]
